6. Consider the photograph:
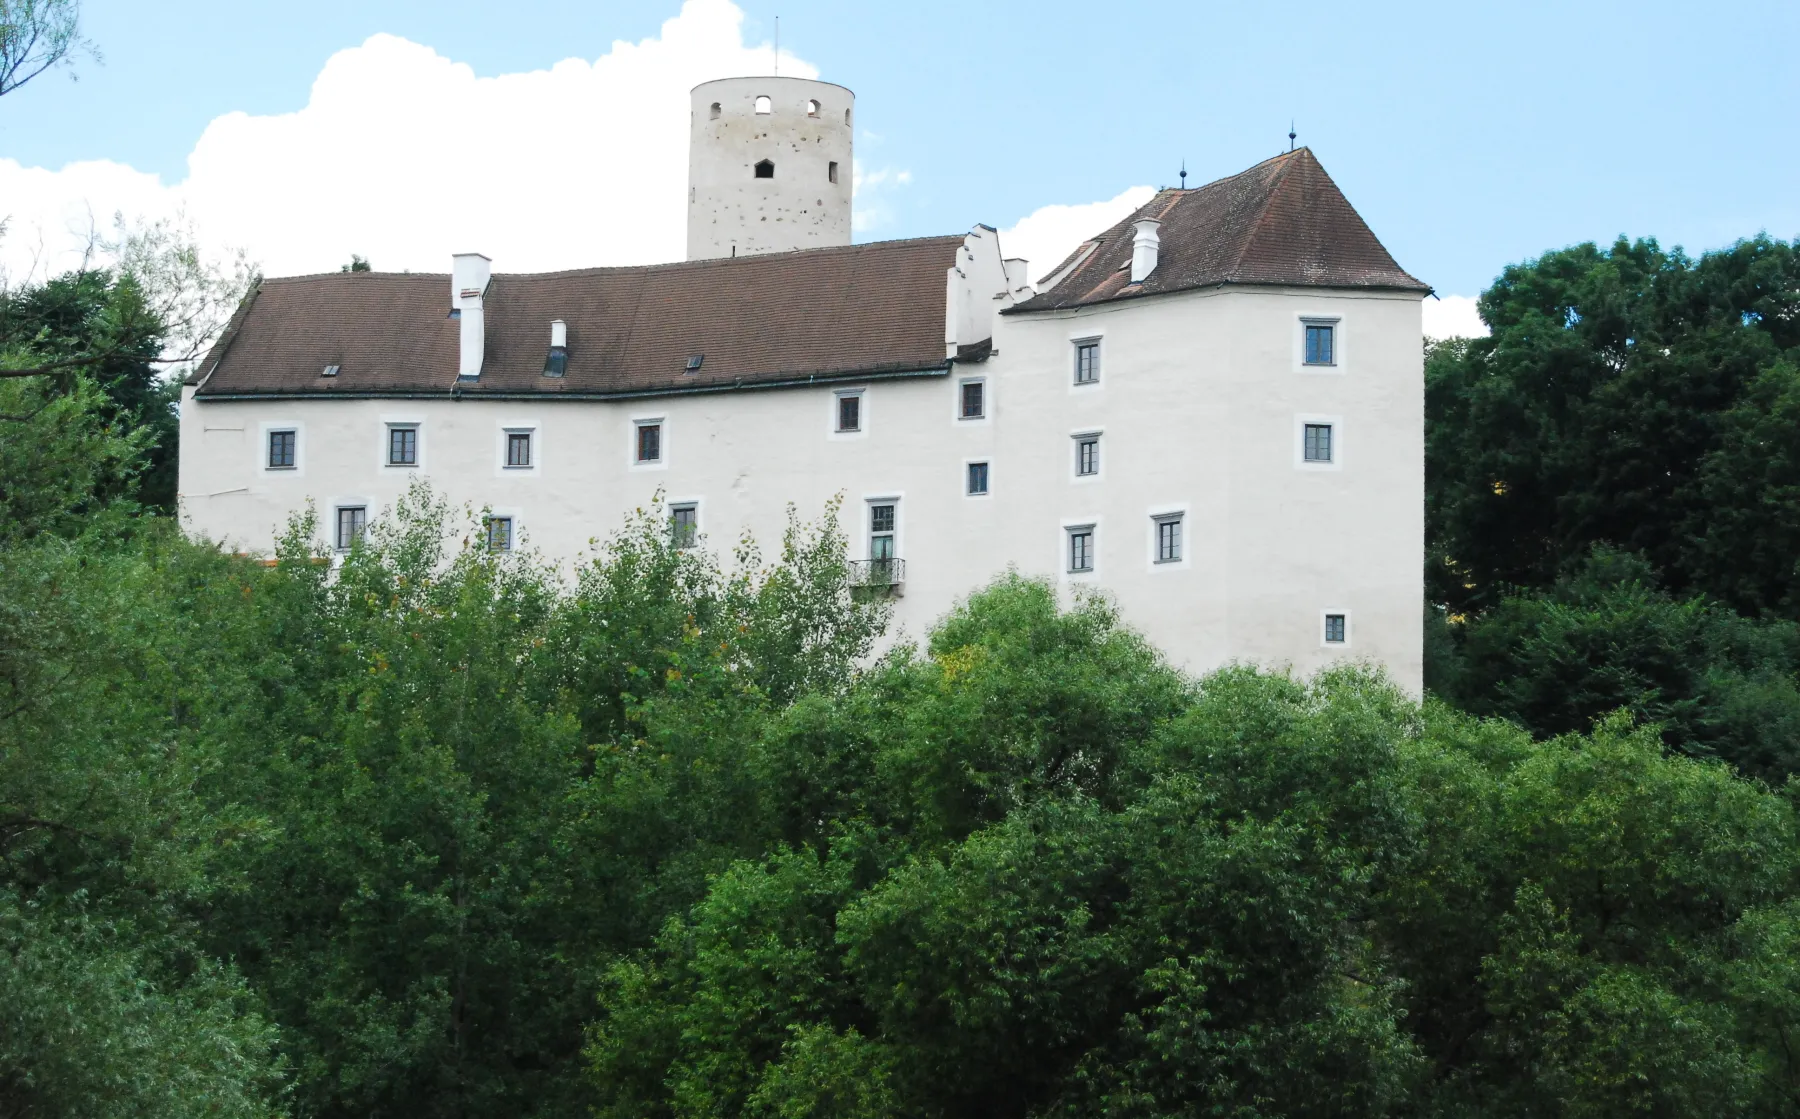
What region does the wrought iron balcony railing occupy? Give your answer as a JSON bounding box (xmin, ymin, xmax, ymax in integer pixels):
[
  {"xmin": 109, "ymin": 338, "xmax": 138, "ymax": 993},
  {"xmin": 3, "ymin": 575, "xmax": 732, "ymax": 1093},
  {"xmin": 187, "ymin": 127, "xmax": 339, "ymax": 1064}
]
[{"xmin": 849, "ymin": 558, "xmax": 905, "ymax": 587}]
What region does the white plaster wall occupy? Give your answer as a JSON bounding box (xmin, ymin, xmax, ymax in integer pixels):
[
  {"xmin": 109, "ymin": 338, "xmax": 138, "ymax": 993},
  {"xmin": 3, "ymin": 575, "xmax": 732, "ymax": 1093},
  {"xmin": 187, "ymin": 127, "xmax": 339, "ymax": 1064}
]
[
  {"xmin": 178, "ymin": 285, "xmax": 1423, "ymax": 691},
  {"xmin": 686, "ymin": 77, "xmax": 853, "ymax": 260}
]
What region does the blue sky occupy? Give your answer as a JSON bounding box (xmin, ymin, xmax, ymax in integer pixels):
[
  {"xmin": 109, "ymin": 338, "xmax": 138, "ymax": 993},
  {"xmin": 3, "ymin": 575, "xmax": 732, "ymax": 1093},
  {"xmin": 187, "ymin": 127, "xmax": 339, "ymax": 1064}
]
[{"xmin": 2, "ymin": 0, "xmax": 1795, "ymax": 310}]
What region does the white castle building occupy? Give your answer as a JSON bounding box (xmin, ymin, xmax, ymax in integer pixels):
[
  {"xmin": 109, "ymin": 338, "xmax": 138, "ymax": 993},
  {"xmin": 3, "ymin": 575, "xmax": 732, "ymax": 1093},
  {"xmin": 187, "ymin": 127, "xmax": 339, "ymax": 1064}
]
[{"xmin": 178, "ymin": 75, "xmax": 1429, "ymax": 690}]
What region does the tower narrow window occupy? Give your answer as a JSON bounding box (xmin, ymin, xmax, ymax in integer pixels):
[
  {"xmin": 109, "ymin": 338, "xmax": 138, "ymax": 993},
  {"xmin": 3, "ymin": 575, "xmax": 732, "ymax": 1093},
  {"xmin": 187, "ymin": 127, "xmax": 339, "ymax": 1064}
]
[
  {"xmin": 806, "ymin": 98, "xmax": 820, "ymax": 117},
  {"xmin": 709, "ymin": 101, "xmax": 721, "ymax": 119},
  {"xmin": 754, "ymin": 95, "xmax": 772, "ymax": 114},
  {"xmin": 828, "ymin": 160, "xmax": 838, "ymax": 184},
  {"xmin": 754, "ymin": 159, "xmax": 775, "ymax": 179}
]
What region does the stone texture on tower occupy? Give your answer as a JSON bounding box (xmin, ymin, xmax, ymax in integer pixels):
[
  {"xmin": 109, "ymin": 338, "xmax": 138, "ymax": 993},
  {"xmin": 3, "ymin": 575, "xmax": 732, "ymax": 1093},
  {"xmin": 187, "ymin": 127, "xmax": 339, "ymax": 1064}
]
[{"xmin": 686, "ymin": 76, "xmax": 854, "ymax": 261}]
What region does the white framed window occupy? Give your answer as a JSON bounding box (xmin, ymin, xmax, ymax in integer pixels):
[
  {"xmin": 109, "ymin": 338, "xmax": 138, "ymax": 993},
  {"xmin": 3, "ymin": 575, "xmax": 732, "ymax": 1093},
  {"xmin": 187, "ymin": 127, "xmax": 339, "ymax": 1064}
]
[
  {"xmin": 1072, "ymin": 337, "xmax": 1101, "ymax": 385},
  {"xmin": 1322, "ymin": 610, "xmax": 1351, "ymax": 647},
  {"xmin": 267, "ymin": 428, "xmax": 297, "ymax": 470},
  {"xmin": 670, "ymin": 502, "xmax": 699, "ymax": 549},
  {"xmin": 386, "ymin": 424, "xmax": 419, "ymax": 467},
  {"xmin": 485, "ymin": 515, "xmax": 514, "ymax": 553},
  {"xmin": 633, "ymin": 418, "xmax": 665, "ymax": 466},
  {"xmin": 835, "ymin": 389, "xmax": 863, "ymax": 433},
  {"xmin": 966, "ymin": 460, "xmax": 990, "ymax": 496},
  {"xmin": 335, "ymin": 505, "xmax": 367, "ymax": 552},
  {"xmin": 1153, "ymin": 513, "xmax": 1183, "ymax": 564},
  {"xmin": 868, "ymin": 500, "xmax": 897, "ymax": 561},
  {"xmin": 1073, "ymin": 431, "xmax": 1102, "ymax": 480},
  {"xmin": 1295, "ymin": 313, "xmax": 1347, "ymax": 373},
  {"xmin": 958, "ymin": 377, "xmax": 986, "ymax": 420},
  {"xmin": 1295, "ymin": 414, "xmax": 1344, "ymax": 471},
  {"xmin": 1066, "ymin": 524, "xmax": 1096, "ymax": 574}
]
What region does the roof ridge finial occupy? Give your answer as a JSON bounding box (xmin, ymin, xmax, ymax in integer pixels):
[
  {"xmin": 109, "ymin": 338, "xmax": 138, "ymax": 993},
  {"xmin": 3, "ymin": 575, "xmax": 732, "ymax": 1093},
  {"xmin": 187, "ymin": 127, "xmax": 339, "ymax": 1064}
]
[
  {"xmin": 1179, "ymin": 158, "xmax": 1187, "ymax": 190},
  {"xmin": 1288, "ymin": 119, "xmax": 1296, "ymax": 152},
  {"xmin": 773, "ymin": 15, "xmax": 779, "ymax": 76}
]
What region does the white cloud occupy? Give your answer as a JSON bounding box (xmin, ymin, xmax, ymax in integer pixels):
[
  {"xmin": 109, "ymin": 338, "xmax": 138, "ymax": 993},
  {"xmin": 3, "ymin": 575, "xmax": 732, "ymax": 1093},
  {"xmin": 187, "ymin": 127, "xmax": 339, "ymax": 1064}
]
[
  {"xmin": 997, "ymin": 185, "xmax": 1156, "ymax": 285},
  {"xmin": 1423, "ymin": 294, "xmax": 1488, "ymax": 340},
  {"xmin": 0, "ymin": 0, "xmax": 865, "ymax": 280}
]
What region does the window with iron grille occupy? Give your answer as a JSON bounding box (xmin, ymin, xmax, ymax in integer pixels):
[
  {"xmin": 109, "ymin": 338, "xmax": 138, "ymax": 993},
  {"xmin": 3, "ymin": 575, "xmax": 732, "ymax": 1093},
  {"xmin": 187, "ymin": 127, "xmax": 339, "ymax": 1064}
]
[
  {"xmin": 637, "ymin": 422, "xmax": 662, "ymax": 463},
  {"xmin": 967, "ymin": 461, "xmax": 989, "ymax": 496},
  {"xmin": 486, "ymin": 516, "xmax": 513, "ymax": 553},
  {"xmin": 505, "ymin": 430, "xmax": 532, "ymax": 468},
  {"xmin": 388, "ymin": 426, "xmax": 417, "ymax": 467},
  {"xmin": 671, "ymin": 504, "xmax": 698, "ymax": 548},
  {"xmin": 335, "ymin": 506, "xmax": 367, "ymax": 552},
  {"xmin": 1304, "ymin": 321, "xmax": 1336, "ymax": 366},
  {"xmin": 1324, "ymin": 613, "xmax": 1347, "ymax": 644},
  {"xmin": 1073, "ymin": 339, "xmax": 1101, "ymax": 384},
  {"xmin": 836, "ymin": 392, "xmax": 861, "ymax": 432},
  {"xmin": 1154, "ymin": 514, "xmax": 1182, "ymax": 563},
  {"xmin": 1067, "ymin": 526, "xmax": 1094, "ymax": 573},
  {"xmin": 268, "ymin": 429, "xmax": 296, "ymax": 469},
  {"xmin": 960, "ymin": 379, "xmax": 985, "ymax": 419},
  {"xmin": 1075, "ymin": 434, "xmax": 1100, "ymax": 477},
  {"xmin": 1303, "ymin": 423, "xmax": 1333, "ymax": 464}
]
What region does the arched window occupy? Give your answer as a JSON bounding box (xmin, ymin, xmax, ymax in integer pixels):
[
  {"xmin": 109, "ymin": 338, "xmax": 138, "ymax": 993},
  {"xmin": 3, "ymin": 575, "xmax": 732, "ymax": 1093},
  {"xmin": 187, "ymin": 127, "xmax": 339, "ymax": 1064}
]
[
  {"xmin": 709, "ymin": 102, "xmax": 721, "ymax": 119},
  {"xmin": 805, "ymin": 98, "xmax": 820, "ymax": 117},
  {"xmin": 754, "ymin": 159, "xmax": 774, "ymax": 179},
  {"xmin": 844, "ymin": 108, "xmax": 851, "ymax": 126},
  {"xmin": 754, "ymin": 95, "xmax": 772, "ymax": 114}
]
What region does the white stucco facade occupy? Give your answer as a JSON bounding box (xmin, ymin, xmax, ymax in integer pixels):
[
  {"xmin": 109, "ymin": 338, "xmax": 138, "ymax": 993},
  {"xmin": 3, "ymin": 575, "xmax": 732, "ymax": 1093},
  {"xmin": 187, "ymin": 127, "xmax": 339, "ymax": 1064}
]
[
  {"xmin": 686, "ymin": 76, "xmax": 853, "ymax": 260},
  {"xmin": 179, "ymin": 275, "xmax": 1423, "ymax": 690}
]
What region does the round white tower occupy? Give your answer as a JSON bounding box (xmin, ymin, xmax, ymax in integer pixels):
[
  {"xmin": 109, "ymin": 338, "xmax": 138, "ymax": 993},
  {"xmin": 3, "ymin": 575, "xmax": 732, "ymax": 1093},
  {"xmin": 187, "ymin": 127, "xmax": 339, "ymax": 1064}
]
[{"xmin": 686, "ymin": 76, "xmax": 854, "ymax": 261}]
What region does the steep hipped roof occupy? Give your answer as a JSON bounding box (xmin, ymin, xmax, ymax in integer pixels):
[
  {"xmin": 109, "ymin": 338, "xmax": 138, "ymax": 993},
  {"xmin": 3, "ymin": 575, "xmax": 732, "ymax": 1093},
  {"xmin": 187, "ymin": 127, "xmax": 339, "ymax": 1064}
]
[
  {"xmin": 192, "ymin": 235, "xmax": 964, "ymax": 399},
  {"xmin": 1007, "ymin": 148, "xmax": 1427, "ymax": 314}
]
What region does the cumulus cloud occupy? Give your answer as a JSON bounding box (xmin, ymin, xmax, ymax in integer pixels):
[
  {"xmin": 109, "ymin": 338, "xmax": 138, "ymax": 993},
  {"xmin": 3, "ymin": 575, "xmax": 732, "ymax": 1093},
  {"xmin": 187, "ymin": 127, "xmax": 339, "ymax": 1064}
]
[
  {"xmin": 1423, "ymin": 294, "xmax": 1488, "ymax": 340},
  {"xmin": 0, "ymin": 0, "xmax": 921, "ymax": 280},
  {"xmin": 997, "ymin": 185, "xmax": 1156, "ymax": 285}
]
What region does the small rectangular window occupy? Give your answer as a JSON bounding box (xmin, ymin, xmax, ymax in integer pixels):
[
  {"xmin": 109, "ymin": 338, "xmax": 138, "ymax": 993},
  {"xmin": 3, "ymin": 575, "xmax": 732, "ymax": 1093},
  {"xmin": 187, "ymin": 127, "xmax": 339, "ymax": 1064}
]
[
  {"xmin": 1304, "ymin": 322, "xmax": 1336, "ymax": 366},
  {"xmin": 1324, "ymin": 613, "xmax": 1347, "ymax": 644},
  {"xmin": 960, "ymin": 379, "xmax": 985, "ymax": 419},
  {"xmin": 1073, "ymin": 339, "xmax": 1101, "ymax": 384},
  {"xmin": 836, "ymin": 392, "xmax": 862, "ymax": 432},
  {"xmin": 505, "ymin": 430, "xmax": 533, "ymax": 468},
  {"xmin": 388, "ymin": 425, "xmax": 417, "ymax": 467},
  {"xmin": 486, "ymin": 515, "xmax": 513, "ymax": 553},
  {"xmin": 1067, "ymin": 526, "xmax": 1095, "ymax": 573},
  {"xmin": 268, "ymin": 429, "xmax": 296, "ymax": 469},
  {"xmin": 335, "ymin": 506, "xmax": 367, "ymax": 552},
  {"xmin": 1075, "ymin": 434, "xmax": 1100, "ymax": 477},
  {"xmin": 636, "ymin": 422, "xmax": 662, "ymax": 463},
  {"xmin": 1304, "ymin": 423, "xmax": 1333, "ymax": 464},
  {"xmin": 967, "ymin": 461, "xmax": 989, "ymax": 496},
  {"xmin": 670, "ymin": 504, "xmax": 698, "ymax": 548},
  {"xmin": 1154, "ymin": 514, "xmax": 1183, "ymax": 563},
  {"xmin": 828, "ymin": 160, "xmax": 839, "ymax": 184}
]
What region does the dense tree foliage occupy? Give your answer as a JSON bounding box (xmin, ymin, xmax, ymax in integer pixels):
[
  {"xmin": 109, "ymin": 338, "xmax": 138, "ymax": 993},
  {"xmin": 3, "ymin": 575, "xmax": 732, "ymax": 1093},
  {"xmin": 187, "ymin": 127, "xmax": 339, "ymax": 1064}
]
[{"xmin": 1426, "ymin": 235, "xmax": 1800, "ymax": 618}]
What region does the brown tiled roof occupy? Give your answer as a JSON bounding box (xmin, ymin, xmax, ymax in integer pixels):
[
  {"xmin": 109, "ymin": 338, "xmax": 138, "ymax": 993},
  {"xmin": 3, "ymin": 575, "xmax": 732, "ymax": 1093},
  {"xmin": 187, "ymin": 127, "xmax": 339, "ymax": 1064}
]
[
  {"xmin": 1007, "ymin": 148, "xmax": 1427, "ymax": 314},
  {"xmin": 192, "ymin": 235, "xmax": 964, "ymax": 399}
]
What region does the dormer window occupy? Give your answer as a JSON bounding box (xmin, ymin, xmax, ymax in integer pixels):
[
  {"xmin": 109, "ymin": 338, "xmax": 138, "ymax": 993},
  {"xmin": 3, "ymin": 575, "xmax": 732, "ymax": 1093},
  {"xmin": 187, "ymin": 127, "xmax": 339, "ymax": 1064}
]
[{"xmin": 754, "ymin": 159, "xmax": 774, "ymax": 179}]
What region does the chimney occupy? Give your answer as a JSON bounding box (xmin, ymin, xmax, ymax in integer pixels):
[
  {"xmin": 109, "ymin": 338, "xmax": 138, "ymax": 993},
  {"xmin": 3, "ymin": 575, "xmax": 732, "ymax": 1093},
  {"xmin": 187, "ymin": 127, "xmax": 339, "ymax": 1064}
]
[
  {"xmin": 1002, "ymin": 257, "xmax": 1033, "ymax": 299},
  {"xmin": 1129, "ymin": 219, "xmax": 1161, "ymax": 284},
  {"xmin": 451, "ymin": 253, "xmax": 491, "ymax": 379}
]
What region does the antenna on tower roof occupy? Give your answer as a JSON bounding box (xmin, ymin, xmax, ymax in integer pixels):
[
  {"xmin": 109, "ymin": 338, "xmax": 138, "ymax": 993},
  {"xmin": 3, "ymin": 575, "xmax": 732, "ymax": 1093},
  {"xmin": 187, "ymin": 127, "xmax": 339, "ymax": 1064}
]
[
  {"xmin": 1288, "ymin": 120, "xmax": 1297, "ymax": 152},
  {"xmin": 1179, "ymin": 159, "xmax": 1187, "ymax": 189},
  {"xmin": 773, "ymin": 16, "xmax": 780, "ymax": 76}
]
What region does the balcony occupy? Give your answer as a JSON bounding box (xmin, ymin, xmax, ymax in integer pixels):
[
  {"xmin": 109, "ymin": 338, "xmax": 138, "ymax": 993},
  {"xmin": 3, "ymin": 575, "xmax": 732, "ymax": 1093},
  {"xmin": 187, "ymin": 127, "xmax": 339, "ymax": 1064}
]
[{"xmin": 849, "ymin": 558, "xmax": 905, "ymax": 597}]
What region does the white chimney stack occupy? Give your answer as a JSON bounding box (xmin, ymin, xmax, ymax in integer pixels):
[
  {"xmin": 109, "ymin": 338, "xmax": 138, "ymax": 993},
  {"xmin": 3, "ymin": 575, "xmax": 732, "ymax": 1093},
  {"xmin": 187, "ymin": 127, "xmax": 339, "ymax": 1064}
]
[
  {"xmin": 451, "ymin": 253, "xmax": 491, "ymax": 379},
  {"xmin": 1130, "ymin": 219, "xmax": 1161, "ymax": 284}
]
